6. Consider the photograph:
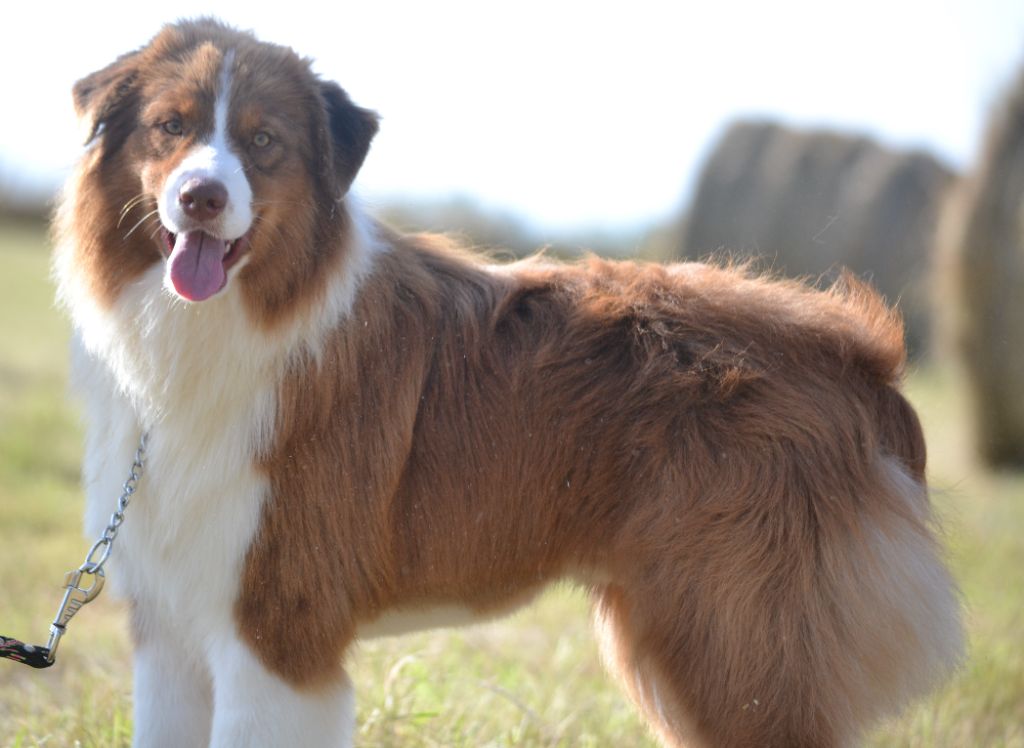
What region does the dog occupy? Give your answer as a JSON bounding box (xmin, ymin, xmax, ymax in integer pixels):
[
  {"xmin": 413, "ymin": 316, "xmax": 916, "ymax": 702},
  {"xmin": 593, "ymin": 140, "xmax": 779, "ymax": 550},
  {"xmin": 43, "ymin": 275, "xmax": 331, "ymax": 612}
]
[{"xmin": 53, "ymin": 18, "xmax": 963, "ymax": 748}]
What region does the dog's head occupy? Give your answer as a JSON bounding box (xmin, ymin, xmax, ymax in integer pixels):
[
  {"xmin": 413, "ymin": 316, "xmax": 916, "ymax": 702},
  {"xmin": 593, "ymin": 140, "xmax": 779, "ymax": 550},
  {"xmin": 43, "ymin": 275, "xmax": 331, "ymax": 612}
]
[{"xmin": 67, "ymin": 18, "xmax": 378, "ymax": 309}]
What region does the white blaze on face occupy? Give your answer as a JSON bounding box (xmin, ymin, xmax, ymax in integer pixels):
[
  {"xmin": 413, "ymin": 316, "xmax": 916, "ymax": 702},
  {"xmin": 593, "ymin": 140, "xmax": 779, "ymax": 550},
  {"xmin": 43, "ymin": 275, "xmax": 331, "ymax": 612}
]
[{"xmin": 158, "ymin": 52, "xmax": 254, "ymax": 301}]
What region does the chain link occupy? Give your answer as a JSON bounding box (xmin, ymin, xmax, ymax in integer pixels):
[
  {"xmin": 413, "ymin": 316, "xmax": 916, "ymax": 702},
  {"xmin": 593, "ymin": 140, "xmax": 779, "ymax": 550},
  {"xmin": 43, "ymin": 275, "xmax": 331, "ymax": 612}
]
[{"xmin": 80, "ymin": 432, "xmax": 149, "ymax": 575}]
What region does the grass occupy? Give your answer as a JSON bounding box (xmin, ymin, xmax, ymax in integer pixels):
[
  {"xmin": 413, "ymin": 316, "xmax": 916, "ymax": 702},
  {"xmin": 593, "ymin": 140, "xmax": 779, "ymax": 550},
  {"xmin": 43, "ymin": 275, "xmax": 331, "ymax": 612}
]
[{"xmin": 0, "ymin": 223, "xmax": 1022, "ymax": 746}]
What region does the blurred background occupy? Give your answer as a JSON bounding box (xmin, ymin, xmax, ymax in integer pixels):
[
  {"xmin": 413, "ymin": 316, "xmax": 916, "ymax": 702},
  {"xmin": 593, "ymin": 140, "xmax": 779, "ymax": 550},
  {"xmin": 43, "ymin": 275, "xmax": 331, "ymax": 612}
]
[{"xmin": 1, "ymin": 1, "xmax": 1024, "ymax": 745}]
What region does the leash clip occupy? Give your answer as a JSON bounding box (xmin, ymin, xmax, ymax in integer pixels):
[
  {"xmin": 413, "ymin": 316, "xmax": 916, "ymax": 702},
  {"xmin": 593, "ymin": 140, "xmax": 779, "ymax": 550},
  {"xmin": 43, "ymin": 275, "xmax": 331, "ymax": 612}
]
[{"xmin": 45, "ymin": 567, "xmax": 105, "ymax": 662}]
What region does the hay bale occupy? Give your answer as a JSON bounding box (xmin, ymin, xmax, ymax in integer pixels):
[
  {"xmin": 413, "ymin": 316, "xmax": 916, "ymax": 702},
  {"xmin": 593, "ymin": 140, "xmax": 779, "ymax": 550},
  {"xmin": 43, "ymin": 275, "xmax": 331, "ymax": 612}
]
[
  {"xmin": 682, "ymin": 121, "xmax": 954, "ymax": 353},
  {"xmin": 938, "ymin": 63, "xmax": 1024, "ymax": 466}
]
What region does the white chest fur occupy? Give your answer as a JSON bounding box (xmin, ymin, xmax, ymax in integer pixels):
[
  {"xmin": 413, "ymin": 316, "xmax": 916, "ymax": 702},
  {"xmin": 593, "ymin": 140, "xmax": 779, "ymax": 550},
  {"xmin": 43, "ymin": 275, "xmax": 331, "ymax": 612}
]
[{"xmin": 72, "ymin": 263, "xmax": 279, "ymax": 642}]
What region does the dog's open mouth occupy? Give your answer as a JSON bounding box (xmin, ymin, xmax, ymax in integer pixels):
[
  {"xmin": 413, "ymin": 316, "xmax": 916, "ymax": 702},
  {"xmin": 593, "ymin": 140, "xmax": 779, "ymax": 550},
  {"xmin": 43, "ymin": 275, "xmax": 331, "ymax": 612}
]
[{"xmin": 160, "ymin": 228, "xmax": 251, "ymax": 302}]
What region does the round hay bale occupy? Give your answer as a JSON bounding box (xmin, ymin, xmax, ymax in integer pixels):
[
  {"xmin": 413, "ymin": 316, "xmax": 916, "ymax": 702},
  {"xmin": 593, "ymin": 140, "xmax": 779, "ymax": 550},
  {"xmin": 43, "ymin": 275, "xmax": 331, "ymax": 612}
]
[
  {"xmin": 682, "ymin": 120, "xmax": 954, "ymax": 354},
  {"xmin": 938, "ymin": 63, "xmax": 1024, "ymax": 466}
]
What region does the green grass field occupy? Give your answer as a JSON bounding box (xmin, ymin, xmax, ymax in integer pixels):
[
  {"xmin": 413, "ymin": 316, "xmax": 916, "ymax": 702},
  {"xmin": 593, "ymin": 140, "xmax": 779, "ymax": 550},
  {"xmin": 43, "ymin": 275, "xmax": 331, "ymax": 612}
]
[{"xmin": 0, "ymin": 224, "xmax": 1021, "ymax": 747}]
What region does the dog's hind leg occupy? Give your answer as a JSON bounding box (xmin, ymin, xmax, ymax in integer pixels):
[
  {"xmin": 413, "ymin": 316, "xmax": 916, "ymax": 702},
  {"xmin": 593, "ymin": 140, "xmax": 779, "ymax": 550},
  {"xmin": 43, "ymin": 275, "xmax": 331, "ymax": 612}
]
[
  {"xmin": 594, "ymin": 458, "xmax": 962, "ymax": 748},
  {"xmin": 594, "ymin": 584, "xmax": 708, "ymax": 748}
]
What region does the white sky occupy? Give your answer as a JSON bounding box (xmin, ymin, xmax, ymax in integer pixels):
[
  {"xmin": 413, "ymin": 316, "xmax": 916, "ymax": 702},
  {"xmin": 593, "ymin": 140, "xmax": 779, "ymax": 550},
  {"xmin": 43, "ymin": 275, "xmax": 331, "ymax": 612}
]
[{"xmin": 2, "ymin": 1, "xmax": 1023, "ymax": 231}]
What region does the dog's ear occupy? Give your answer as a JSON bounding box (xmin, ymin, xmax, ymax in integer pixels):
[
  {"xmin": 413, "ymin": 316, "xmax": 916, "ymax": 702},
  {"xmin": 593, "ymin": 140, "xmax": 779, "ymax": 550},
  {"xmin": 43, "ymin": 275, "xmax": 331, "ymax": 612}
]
[
  {"xmin": 73, "ymin": 51, "xmax": 141, "ymax": 149},
  {"xmin": 318, "ymin": 81, "xmax": 379, "ymax": 199}
]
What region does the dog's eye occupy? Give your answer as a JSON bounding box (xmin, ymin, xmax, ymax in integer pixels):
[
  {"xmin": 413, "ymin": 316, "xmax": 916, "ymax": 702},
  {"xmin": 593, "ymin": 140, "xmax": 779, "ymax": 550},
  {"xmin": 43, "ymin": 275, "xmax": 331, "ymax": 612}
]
[
  {"xmin": 162, "ymin": 119, "xmax": 184, "ymax": 136},
  {"xmin": 252, "ymin": 132, "xmax": 272, "ymax": 149}
]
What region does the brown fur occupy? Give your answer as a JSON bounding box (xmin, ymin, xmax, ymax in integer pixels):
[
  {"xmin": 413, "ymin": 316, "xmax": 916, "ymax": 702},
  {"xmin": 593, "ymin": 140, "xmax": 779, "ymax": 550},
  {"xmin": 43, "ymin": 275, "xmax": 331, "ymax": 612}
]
[
  {"xmin": 62, "ymin": 19, "xmax": 962, "ymax": 747},
  {"xmin": 240, "ymin": 235, "xmax": 959, "ymax": 745}
]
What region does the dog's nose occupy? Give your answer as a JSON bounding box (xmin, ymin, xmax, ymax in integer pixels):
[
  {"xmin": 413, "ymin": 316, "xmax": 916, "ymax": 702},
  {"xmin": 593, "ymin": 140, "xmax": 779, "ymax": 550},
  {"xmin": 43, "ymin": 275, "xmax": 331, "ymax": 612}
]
[{"xmin": 179, "ymin": 178, "xmax": 228, "ymax": 221}]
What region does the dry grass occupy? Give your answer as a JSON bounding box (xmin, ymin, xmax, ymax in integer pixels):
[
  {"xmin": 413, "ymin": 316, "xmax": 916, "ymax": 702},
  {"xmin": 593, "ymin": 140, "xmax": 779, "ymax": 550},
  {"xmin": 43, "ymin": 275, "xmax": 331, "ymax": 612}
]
[{"xmin": 0, "ymin": 225, "xmax": 1020, "ymax": 746}]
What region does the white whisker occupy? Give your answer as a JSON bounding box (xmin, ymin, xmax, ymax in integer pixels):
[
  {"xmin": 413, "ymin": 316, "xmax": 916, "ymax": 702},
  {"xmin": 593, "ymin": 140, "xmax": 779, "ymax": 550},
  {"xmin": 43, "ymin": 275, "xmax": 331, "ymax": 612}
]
[
  {"xmin": 123, "ymin": 210, "xmax": 161, "ymax": 241},
  {"xmin": 117, "ymin": 193, "xmax": 152, "ymax": 228}
]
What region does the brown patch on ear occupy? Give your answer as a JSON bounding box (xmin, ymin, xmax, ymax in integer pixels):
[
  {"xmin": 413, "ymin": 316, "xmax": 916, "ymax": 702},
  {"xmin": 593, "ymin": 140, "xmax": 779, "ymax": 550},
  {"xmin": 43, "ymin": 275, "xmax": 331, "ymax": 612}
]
[
  {"xmin": 318, "ymin": 82, "xmax": 379, "ymax": 198},
  {"xmin": 73, "ymin": 51, "xmax": 142, "ymax": 150}
]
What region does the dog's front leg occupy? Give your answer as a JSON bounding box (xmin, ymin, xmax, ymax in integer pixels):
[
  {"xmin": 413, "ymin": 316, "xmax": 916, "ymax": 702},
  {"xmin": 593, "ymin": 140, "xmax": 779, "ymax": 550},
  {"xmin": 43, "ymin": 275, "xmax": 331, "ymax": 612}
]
[
  {"xmin": 132, "ymin": 615, "xmax": 213, "ymax": 748},
  {"xmin": 207, "ymin": 634, "xmax": 355, "ymax": 748}
]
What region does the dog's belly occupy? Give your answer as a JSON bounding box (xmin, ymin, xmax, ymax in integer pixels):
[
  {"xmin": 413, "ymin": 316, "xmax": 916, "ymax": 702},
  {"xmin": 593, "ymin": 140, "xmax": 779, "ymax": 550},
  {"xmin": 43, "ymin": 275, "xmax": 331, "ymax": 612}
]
[
  {"xmin": 357, "ymin": 576, "xmax": 566, "ymax": 640},
  {"xmin": 357, "ymin": 605, "xmax": 482, "ymax": 639}
]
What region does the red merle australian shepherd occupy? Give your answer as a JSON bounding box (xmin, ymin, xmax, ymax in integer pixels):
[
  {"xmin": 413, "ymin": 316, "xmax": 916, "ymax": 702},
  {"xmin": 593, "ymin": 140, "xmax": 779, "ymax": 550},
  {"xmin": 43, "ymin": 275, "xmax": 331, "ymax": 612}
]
[{"xmin": 53, "ymin": 18, "xmax": 963, "ymax": 748}]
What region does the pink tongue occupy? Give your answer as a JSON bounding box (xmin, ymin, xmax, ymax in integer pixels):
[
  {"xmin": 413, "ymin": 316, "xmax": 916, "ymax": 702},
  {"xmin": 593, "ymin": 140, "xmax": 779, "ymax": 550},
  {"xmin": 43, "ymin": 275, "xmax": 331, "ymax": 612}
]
[{"xmin": 168, "ymin": 231, "xmax": 228, "ymax": 301}]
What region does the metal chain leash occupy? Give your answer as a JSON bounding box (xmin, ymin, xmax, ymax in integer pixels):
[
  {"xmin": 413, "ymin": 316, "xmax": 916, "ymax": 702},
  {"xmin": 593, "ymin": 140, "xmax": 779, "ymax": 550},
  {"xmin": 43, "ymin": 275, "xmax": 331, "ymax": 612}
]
[
  {"xmin": 79, "ymin": 432, "xmax": 149, "ymax": 575},
  {"xmin": 0, "ymin": 431, "xmax": 149, "ymax": 669}
]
